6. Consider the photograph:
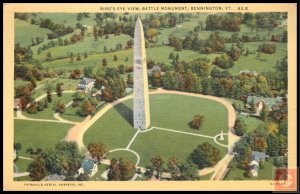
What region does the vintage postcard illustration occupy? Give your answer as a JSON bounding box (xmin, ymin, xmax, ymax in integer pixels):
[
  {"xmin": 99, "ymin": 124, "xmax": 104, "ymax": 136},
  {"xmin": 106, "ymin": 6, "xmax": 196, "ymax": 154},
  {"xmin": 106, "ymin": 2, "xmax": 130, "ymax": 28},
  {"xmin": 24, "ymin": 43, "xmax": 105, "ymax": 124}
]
[{"xmin": 3, "ymin": 3, "xmax": 298, "ymax": 191}]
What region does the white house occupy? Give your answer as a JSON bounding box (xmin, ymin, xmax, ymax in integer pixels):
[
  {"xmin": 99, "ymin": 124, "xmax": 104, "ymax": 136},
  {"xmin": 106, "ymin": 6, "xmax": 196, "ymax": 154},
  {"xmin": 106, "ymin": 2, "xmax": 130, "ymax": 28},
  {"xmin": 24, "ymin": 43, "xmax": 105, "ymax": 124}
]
[
  {"xmin": 78, "ymin": 158, "xmax": 98, "ymax": 177},
  {"xmin": 250, "ymin": 151, "xmax": 267, "ymax": 177},
  {"xmin": 78, "ymin": 77, "xmax": 95, "ymax": 92}
]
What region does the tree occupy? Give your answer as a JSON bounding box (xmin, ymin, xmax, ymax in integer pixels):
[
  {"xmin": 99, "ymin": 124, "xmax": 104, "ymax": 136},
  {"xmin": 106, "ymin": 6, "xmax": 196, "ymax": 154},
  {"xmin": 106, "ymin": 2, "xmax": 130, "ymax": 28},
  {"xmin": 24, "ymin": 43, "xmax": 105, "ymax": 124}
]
[
  {"xmin": 73, "ymin": 91, "xmax": 86, "ymax": 102},
  {"xmin": 27, "ymin": 102, "xmax": 38, "ymax": 114},
  {"xmin": 77, "ymin": 173, "xmax": 90, "ymax": 181},
  {"xmin": 266, "ymin": 134, "xmax": 279, "ymax": 157},
  {"xmin": 101, "ymin": 88, "xmax": 113, "ymax": 102},
  {"xmin": 251, "ymin": 137, "xmax": 267, "ymax": 152},
  {"xmin": 107, "ymin": 158, "xmax": 135, "ymax": 181},
  {"xmin": 54, "ymin": 100, "xmax": 65, "ymax": 113},
  {"xmin": 150, "ymin": 70, "xmax": 162, "ymax": 87},
  {"xmin": 87, "ymin": 142, "xmax": 108, "ymax": 163},
  {"xmin": 265, "ymin": 122, "xmax": 279, "ymax": 135},
  {"xmin": 44, "ymin": 141, "xmax": 82, "ymax": 176},
  {"xmin": 102, "ymin": 58, "xmax": 108, "ymax": 67},
  {"xmin": 247, "ymin": 17, "xmax": 257, "ymax": 34},
  {"xmin": 78, "ymin": 100, "xmax": 96, "ymax": 116},
  {"xmin": 167, "ymin": 157, "xmax": 199, "ymax": 180},
  {"xmin": 150, "ymin": 156, "xmax": 164, "ymax": 179},
  {"xmin": 56, "ymin": 82, "xmax": 63, "ymax": 97},
  {"xmin": 168, "ymin": 52, "xmax": 175, "ymax": 60},
  {"xmin": 127, "ymin": 74, "xmax": 133, "ymax": 86},
  {"xmin": 27, "ymin": 156, "xmax": 47, "ymax": 181},
  {"xmin": 234, "ymin": 117, "xmax": 247, "ymax": 136},
  {"xmin": 190, "ymin": 114, "xmax": 204, "ymax": 129},
  {"xmin": 70, "ymin": 52, "xmax": 74, "ymax": 63},
  {"xmin": 76, "ymin": 53, "xmax": 81, "ymax": 61},
  {"xmin": 260, "ymin": 102, "xmax": 269, "ymax": 121},
  {"xmin": 93, "ymin": 25, "xmax": 98, "ymax": 41},
  {"xmin": 113, "ymin": 54, "xmax": 118, "ymax": 61},
  {"xmin": 84, "ymin": 52, "xmax": 88, "ymax": 59},
  {"xmin": 190, "ymin": 143, "xmax": 221, "ymax": 169},
  {"xmin": 44, "ymin": 84, "xmax": 53, "ymax": 103},
  {"xmin": 14, "ymin": 143, "xmax": 22, "ymax": 151},
  {"xmin": 69, "ymin": 69, "xmax": 81, "ymax": 79},
  {"xmin": 46, "ymin": 51, "xmax": 52, "ymax": 59},
  {"xmin": 147, "ymin": 28, "xmax": 157, "ymax": 41}
]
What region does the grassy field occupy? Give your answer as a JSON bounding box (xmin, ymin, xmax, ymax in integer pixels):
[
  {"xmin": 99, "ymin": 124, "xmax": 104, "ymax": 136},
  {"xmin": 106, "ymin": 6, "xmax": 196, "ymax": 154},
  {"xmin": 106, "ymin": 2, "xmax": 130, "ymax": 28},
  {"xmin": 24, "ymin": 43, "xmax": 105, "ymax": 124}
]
[
  {"xmin": 131, "ymin": 129, "xmax": 227, "ymax": 167},
  {"xmin": 14, "ymin": 120, "xmax": 72, "ymax": 156},
  {"xmin": 200, "ymin": 172, "xmax": 213, "ymax": 180},
  {"xmin": 15, "ymin": 19, "xmax": 51, "ymax": 47},
  {"xmin": 23, "ymin": 93, "xmax": 75, "ymax": 120},
  {"xmin": 14, "ymin": 158, "xmax": 32, "ymax": 172},
  {"xmin": 59, "ymin": 105, "xmax": 86, "ymax": 122},
  {"xmin": 41, "ymin": 46, "xmax": 209, "ymax": 71},
  {"xmin": 32, "ymin": 34, "xmax": 132, "ymax": 60},
  {"xmin": 83, "ymin": 101, "xmax": 137, "ymax": 150},
  {"xmin": 14, "ymin": 176, "xmax": 31, "ymax": 181},
  {"xmin": 83, "ymin": 93, "xmax": 228, "ymax": 168},
  {"xmin": 149, "ymin": 94, "xmax": 227, "ymax": 136},
  {"xmin": 224, "ymin": 161, "xmax": 275, "ymax": 180},
  {"xmin": 106, "ymin": 150, "xmax": 138, "ymax": 165},
  {"xmin": 237, "ymin": 115, "xmax": 263, "ymax": 133},
  {"xmin": 228, "ymin": 42, "xmax": 287, "ymax": 74}
]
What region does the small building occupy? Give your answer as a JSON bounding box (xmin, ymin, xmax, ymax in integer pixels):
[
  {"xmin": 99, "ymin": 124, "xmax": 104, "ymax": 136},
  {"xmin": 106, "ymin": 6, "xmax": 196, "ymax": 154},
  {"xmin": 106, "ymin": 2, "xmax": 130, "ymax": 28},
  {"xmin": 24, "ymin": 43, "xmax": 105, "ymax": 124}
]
[
  {"xmin": 147, "ymin": 65, "xmax": 165, "ymax": 76},
  {"xmin": 43, "ymin": 174, "xmax": 65, "ymax": 181},
  {"xmin": 239, "ymin": 70, "xmax": 258, "ymax": 77},
  {"xmin": 78, "ymin": 77, "xmax": 95, "ymax": 92},
  {"xmin": 245, "ymin": 96, "xmax": 283, "ymax": 111},
  {"xmin": 14, "ymin": 98, "xmax": 22, "ymax": 110},
  {"xmin": 78, "ymin": 158, "xmax": 98, "ymax": 177},
  {"xmin": 250, "ymin": 151, "xmax": 267, "ymax": 177}
]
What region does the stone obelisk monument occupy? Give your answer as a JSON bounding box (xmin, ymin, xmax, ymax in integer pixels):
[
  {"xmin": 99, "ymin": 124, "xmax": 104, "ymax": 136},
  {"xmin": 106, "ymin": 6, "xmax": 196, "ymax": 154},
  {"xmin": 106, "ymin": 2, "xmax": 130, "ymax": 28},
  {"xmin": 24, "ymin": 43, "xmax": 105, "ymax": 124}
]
[{"xmin": 133, "ymin": 17, "xmax": 150, "ymax": 130}]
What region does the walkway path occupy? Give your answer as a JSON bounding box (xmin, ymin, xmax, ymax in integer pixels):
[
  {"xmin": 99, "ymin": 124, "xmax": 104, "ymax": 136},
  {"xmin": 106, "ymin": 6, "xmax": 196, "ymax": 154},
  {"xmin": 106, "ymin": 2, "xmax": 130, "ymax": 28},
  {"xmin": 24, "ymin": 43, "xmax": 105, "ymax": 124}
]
[
  {"xmin": 54, "ymin": 113, "xmax": 79, "ymax": 125},
  {"xmin": 18, "ymin": 156, "xmax": 33, "ymax": 161},
  {"xmin": 64, "ymin": 115, "xmax": 91, "ymax": 148},
  {"xmin": 16, "ymin": 91, "xmax": 78, "ymax": 124},
  {"xmin": 13, "ymin": 172, "xmax": 30, "ymax": 178}
]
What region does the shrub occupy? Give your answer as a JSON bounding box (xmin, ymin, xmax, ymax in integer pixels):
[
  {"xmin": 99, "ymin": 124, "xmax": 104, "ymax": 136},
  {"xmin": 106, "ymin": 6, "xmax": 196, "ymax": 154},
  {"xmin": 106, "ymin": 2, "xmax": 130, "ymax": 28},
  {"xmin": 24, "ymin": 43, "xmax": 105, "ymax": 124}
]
[
  {"xmin": 258, "ymin": 43, "xmax": 276, "ymax": 54},
  {"xmin": 190, "ymin": 114, "xmax": 204, "ymax": 129}
]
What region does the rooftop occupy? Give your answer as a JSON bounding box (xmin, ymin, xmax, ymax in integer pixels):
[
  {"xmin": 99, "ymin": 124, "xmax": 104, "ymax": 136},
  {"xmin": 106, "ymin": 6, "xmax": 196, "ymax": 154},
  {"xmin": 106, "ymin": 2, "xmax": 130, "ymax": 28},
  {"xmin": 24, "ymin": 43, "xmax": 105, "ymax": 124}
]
[
  {"xmin": 251, "ymin": 151, "xmax": 266, "ymax": 162},
  {"xmin": 79, "ymin": 77, "xmax": 95, "ymax": 85},
  {"xmin": 81, "ymin": 159, "xmax": 95, "ymax": 174}
]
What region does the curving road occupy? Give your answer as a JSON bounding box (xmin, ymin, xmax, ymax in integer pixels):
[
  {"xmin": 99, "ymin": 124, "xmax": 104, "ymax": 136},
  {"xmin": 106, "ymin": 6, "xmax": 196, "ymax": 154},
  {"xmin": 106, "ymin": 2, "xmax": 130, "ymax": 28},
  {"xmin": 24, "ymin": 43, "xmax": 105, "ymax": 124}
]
[{"xmin": 64, "ymin": 88, "xmax": 239, "ymax": 180}]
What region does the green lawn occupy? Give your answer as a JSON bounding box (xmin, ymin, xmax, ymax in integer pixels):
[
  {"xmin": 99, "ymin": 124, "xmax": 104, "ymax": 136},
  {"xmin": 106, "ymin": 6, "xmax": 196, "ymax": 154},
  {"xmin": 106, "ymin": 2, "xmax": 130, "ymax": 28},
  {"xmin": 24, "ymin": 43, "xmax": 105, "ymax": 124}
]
[
  {"xmin": 14, "ymin": 158, "xmax": 32, "ymax": 172},
  {"xmin": 41, "ymin": 46, "xmax": 215, "ymax": 71},
  {"xmin": 224, "ymin": 161, "xmax": 275, "ymax": 180},
  {"xmin": 228, "ymin": 42, "xmax": 287, "ymax": 74},
  {"xmin": 130, "ymin": 129, "xmax": 227, "ymax": 167},
  {"xmin": 149, "ymin": 94, "xmax": 228, "ymax": 136},
  {"xmin": 59, "ymin": 105, "xmax": 86, "ymax": 122},
  {"xmin": 106, "ymin": 150, "xmax": 138, "ymax": 165},
  {"xmin": 84, "ymin": 93, "xmax": 228, "ymax": 168},
  {"xmin": 83, "ymin": 102, "xmax": 137, "ymax": 150},
  {"xmin": 200, "ymin": 172, "xmax": 213, "ymax": 180},
  {"xmin": 23, "ymin": 93, "xmax": 75, "ymax": 120},
  {"xmin": 32, "ymin": 34, "xmax": 132, "ymax": 60},
  {"xmin": 15, "ymin": 19, "xmax": 51, "ymax": 47},
  {"xmin": 14, "ymin": 120, "xmax": 72, "ymax": 156},
  {"xmin": 14, "ymin": 176, "xmax": 31, "ymax": 181},
  {"xmin": 237, "ymin": 115, "xmax": 263, "ymax": 133},
  {"xmin": 89, "ymin": 164, "xmax": 109, "ymax": 181}
]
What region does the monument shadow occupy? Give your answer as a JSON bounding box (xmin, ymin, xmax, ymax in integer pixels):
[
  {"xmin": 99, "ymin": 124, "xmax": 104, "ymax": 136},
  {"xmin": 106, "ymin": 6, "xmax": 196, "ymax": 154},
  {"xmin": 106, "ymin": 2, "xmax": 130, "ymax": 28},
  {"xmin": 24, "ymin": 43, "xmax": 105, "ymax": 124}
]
[{"xmin": 114, "ymin": 102, "xmax": 133, "ymax": 127}]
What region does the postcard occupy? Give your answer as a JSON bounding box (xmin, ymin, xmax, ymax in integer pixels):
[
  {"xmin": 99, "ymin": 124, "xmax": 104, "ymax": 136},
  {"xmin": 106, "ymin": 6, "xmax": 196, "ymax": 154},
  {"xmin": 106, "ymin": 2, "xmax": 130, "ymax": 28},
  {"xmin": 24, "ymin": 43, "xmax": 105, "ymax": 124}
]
[{"xmin": 3, "ymin": 3, "xmax": 298, "ymax": 191}]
